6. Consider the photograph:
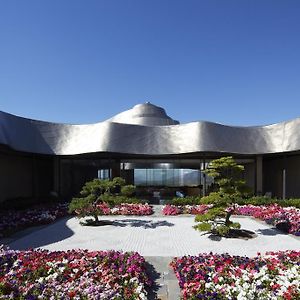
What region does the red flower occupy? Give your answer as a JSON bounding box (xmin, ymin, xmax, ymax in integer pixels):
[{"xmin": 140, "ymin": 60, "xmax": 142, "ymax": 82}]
[{"xmin": 68, "ymin": 291, "xmax": 76, "ymax": 298}]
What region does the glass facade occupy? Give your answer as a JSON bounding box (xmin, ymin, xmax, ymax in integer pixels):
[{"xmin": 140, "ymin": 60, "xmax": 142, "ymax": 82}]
[
  {"xmin": 98, "ymin": 169, "xmax": 110, "ymax": 179},
  {"xmin": 134, "ymin": 169, "xmax": 202, "ymax": 187}
]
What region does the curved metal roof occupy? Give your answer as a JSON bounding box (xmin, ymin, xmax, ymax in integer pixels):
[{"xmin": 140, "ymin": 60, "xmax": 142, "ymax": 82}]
[
  {"xmin": 106, "ymin": 102, "xmax": 179, "ymax": 126},
  {"xmin": 0, "ymin": 103, "xmax": 300, "ymax": 155}
]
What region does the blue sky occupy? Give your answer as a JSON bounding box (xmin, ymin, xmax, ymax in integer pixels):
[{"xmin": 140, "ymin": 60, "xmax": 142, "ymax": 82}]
[{"xmin": 0, "ymin": 0, "xmax": 300, "ymax": 126}]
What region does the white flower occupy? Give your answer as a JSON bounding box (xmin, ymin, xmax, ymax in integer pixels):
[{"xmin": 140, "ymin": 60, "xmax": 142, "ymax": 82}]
[
  {"xmin": 46, "ymin": 272, "xmax": 58, "ymax": 280},
  {"xmin": 237, "ymin": 291, "xmax": 248, "ymax": 300},
  {"xmin": 135, "ymin": 284, "xmax": 145, "ymax": 294},
  {"xmin": 129, "ymin": 277, "xmax": 139, "ymax": 284},
  {"xmin": 205, "ymin": 282, "xmax": 213, "ymax": 289}
]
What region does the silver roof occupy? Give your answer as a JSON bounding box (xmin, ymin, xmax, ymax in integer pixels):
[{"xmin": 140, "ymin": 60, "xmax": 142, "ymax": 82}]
[{"xmin": 0, "ymin": 103, "xmax": 300, "ymax": 155}]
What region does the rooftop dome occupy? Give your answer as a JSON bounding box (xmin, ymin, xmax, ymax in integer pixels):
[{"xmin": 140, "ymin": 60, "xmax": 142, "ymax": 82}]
[{"xmin": 106, "ymin": 102, "xmax": 179, "ymax": 126}]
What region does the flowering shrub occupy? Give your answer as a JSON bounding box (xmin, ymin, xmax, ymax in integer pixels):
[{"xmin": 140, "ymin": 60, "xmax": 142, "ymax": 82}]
[
  {"xmin": 171, "ymin": 251, "xmax": 300, "ymax": 300},
  {"xmin": 235, "ymin": 204, "xmax": 300, "ymax": 236},
  {"xmin": 162, "ymin": 205, "xmax": 181, "ymax": 215},
  {"xmin": 162, "ymin": 204, "xmax": 210, "ymax": 215},
  {"xmin": 96, "ymin": 203, "xmax": 153, "ymax": 216},
  {"xmin": 0, "ymin": 246, "xmax": 150, "ymax": 299},
  {"xmin": 0, "ymin": 203, "xmax": 68, "ymax": 238}
]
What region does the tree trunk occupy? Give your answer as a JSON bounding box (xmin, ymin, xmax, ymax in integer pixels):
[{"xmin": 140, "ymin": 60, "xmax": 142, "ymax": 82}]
[
  {"xmin": 225, "ymin": 205, "xmax": 235, "ymax": 226},
  {"xmin": 94, "ymin": 214, "xmax": 99, "ymax": 223},
  {"xmin": 225, "ymin": 211, "xmax": 232, "ymax": 226}
]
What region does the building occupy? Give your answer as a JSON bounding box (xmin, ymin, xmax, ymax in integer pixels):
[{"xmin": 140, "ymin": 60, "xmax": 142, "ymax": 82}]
[{"xmin": 1, "ymin": 102, "xmax": 300, "ymax": 203}]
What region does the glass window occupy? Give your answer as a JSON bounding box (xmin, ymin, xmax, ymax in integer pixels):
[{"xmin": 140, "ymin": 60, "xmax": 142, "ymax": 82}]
[
  {"xmin": 98, "ymin": 169, "xmax": 110, "ymax": 179},
  {"xmin": 134, "ymin": 169, "xmax": 201, "ymax": 186}
]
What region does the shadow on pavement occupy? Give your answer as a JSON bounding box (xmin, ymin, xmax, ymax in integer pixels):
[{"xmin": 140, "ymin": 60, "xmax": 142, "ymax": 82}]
[
  {"xmin": 145, "ymin": 261, "xmax": 161, "ymax": 300},
  {"xmin": 256, "ymin": 228, "xmax": 288, "ymax": 236},
  {"xmin": 8, "ymin": 217, "xmax": 74, "ymax": 250},
  {"xmin": 113, "ymin": 219, "xmax": 175, "ymax": 229},
  {"xmin": 207, "ymin": 229, "xmax": 257, "ymax": 241}
]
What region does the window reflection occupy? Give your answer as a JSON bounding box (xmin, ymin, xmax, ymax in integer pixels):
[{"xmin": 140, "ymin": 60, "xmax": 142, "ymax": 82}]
[{"xmin": 134, "ymin": 169, "xmax": 201, "ymax": 187}]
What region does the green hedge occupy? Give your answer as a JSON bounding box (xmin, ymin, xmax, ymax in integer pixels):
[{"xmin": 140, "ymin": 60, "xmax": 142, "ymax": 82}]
[
  {"xmin": 171, "ymin": 194, "xmax": 300, "ymax": 208},
  {"xmin": 100, "ymin": 194, "xmax": 142, "ymax": 206},
  {"xmin": 171, "ymin": 196, "xmax": 202, "ymax": 206},
  {"xmin": 235, "ymin": 196, "xmax": 300, "ymax": 208}
]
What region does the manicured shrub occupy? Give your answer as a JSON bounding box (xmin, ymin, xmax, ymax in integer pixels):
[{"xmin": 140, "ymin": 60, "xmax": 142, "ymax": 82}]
[
  {"xmin": 234, "ymin": 196, "xmax": 300, "ymax": 208},
  {"xmin": 121, "ymin": 185, "xmax": 136, "ymax": 197},
  {"xmin": 69, "ymin": 177, "xmax": 136, "ymax": 224},
  {"xmin": 162, "ymin": 205, "xmax": 181, "ymax": 215},
  {"xmin": 235, "ymin": 204, "xmax": 300, "ymax": 236},
  {"xmin": 194, "ymin": 157, "xmax": 250, "ymax": 236},
  {"xmin": 171, "ymin": 195, "xmax": 300, "ymax": 208},
  {"xmin": 163, "ymin": 204, "xmax": 210, "ymax": 215},
  {"xmin": 100, "ymin": 194, "xmax": 141, "ymax": 206},
  {"xmin": 171, "ymin": 196, "xmax": 201, "ymax": 206}
]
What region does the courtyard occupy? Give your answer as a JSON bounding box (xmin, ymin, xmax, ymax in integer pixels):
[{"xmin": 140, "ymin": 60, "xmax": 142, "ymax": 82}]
[
  {"xmin": 2, "ymin": 205, "xmax": 299, "ymax": 299},
  {"xmin": 7, "ymin": 209, "xmax": 300, "ymax": 257}
]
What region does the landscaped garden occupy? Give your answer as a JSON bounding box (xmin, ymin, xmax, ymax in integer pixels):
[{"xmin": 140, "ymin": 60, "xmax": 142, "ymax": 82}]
[{"xmin": 1, "ymin": 158, "xmax": 300, "ymax": 299}]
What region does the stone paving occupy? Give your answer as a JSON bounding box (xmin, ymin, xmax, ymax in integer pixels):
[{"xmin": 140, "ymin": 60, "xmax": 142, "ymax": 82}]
[{"xmin": 5, "ymin": 205, "xmax": 300, "ymax": 299}]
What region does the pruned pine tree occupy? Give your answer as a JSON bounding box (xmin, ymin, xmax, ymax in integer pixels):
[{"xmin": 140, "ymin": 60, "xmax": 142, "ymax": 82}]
[
  {"xmin": 68, "ymin": 177, "xmax": 132, "ymax": 225},
  {"xmin": 194, "ymin": 156, "xmax": 250, "ymax": 236}
]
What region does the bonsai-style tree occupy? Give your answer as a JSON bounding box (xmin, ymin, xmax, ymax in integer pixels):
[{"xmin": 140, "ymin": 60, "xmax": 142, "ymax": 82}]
[
  {"xmin": 194, "ymin": 156, "xmax": 250, "ymax": 236},
  {"xmin": 68, "ymin": 177, "xmax": 135, "ymax": 225}
]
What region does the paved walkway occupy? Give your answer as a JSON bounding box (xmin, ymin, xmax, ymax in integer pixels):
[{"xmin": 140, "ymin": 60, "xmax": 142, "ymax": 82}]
[{"xmin": 5, "ymin": 206, "xmax": 300, "ymax": 299}]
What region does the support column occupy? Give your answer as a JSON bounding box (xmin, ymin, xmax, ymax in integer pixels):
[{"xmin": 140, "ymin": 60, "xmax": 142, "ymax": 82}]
[
  {"xmin": 53, "ymin": 157, "xmax": 60, "ymax": 196},
  {"xmin": 282, "ymin": 154, "xmax": 287, "ymax": 199},
  {"xmin": 282, "ymin": 169, "xmax": 286, "ymax": 200},
  {"xmin": 111, "ymin": 159, "xmax": 121, "ymax": 178},
  {"xmin": 201, "ymin": 159, "xmax": 206, "ymax": 197},
  {"xmin": 256, "ymin": 155, "xmax": 263, "ymax": 195},
  {"xmin": 32, "ymin": 156, "xmax": 38, "ymax": 200}
]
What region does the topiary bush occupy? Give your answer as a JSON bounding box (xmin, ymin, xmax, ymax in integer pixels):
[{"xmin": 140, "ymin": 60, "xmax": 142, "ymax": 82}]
[
  {"xmin": 170, "ymin": 194, "xmax": 300, "ymax": 210},
  {"xmin": 194, "ymin": 156, "xmax": 251, "ymax": 237},
  {"xmin": 68, "ymin": 177, "xmax": 138, "ymax": 225},
  {"xmin": 234, "ymin": 196, "xmax": 300, "ymax": 208},
  {"xmin": 100, "ymin": 194, "xmax": 141, "ymax": 206},
  {"xmin": 171, "ymin": 196, "xmax": 202, "ymax": 206},
  {"xmin": 120, "ymin": 185, "xmax": 136, "ymax": 197}
]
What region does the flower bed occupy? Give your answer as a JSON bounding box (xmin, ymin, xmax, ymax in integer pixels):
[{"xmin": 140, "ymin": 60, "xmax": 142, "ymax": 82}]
[
  {"xmin": 162, "ymin": 204, "xmax": 210, "ymax": 215},
  {"xmin": 0, "ymin": 203, "xmax": 68, "ymax": 238},
  {"xmin": 235, "ymin": 204, "xmax": 300, "ymax": 236},
  {"xmin": 96, "ymin": 203, "xmax": 153, "ymax": 215},
  {"xmin": 0, "ymin": 246, "xmax": 150, "ymax": 299},
  {"xmin": 171, "ymin": 251, "xmax": 300, "ymax": 300}
]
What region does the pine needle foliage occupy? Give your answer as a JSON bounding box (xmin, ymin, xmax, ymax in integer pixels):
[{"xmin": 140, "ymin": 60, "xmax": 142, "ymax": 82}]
[
  {"xmin": 68, "ymin": 177, "xmax": 137, "ymax": 224},
  {"xmin": 194, "ymin": 156, "xmax": 248, "ymax": 236}
]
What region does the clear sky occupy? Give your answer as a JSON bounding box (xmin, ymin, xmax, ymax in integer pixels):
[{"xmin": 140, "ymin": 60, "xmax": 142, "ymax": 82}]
[{"xmin": 0, "ymin": 0, "xmax": 300, "ymax": 126}]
